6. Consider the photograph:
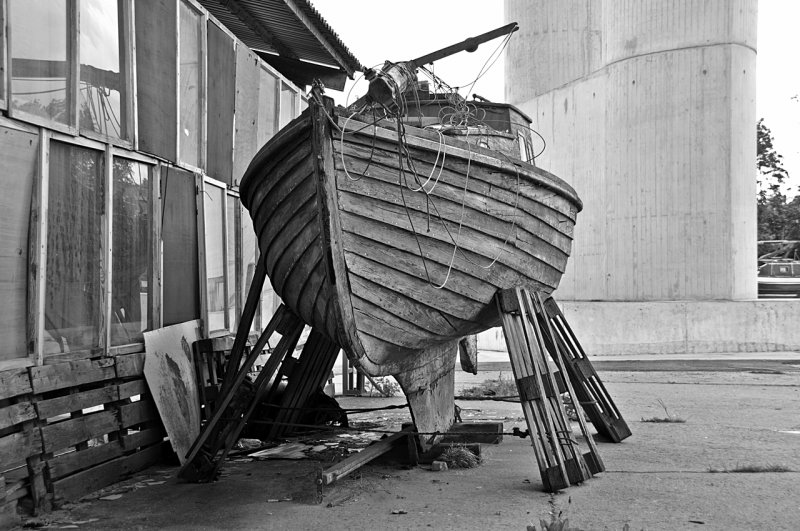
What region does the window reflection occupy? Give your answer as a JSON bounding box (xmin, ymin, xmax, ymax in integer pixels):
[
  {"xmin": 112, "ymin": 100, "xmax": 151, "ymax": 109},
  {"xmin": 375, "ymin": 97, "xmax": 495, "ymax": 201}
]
[
  {"xmin": 180, "ymin": 1, "xmax": 202, "ymax": 167},
  {"xmin": 10, "ymin": 0, "xmax": 70, "ymax": 124},
  {"xmin": 204, "ymin": 184, "xmax": 226, "ymax": 333},
  {"xmin": 112, "ymin": 159, "xmax": 152, "ymax": 345},
  {"xmin": 45, "ymin": 142, "xmax": 105, "ymax": 353},
  {"xmin": 226, "ymin": 195, "xmax": 237, "ymax": 331},
  {"xmin": 79, "ymin": 0, "xmax": 126, "ymax": 139}
]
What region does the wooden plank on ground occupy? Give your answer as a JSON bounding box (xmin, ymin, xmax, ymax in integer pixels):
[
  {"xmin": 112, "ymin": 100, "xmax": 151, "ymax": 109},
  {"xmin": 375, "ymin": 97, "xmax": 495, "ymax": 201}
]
[
  {"xmin": 47, "ymin": 442, "xmax": 124, "ymax": 480},
  {"xmin": 35, "ymin": 386, "xmax": 118, "ymax": 420},
  {"xmin": 143, "ymin": 321, "xmax": 201, "ymax": 465},
  {"xmin": 320, "ymin": 428, "xmax": 413, "ymax": 486},
  {"xmin": 0, "ymin": 368, "xmax": 32, "ymax": 401},
  {"xmin": 29, "ymin": 358, "xmax": 116, "ymax": 394},
  {"xmin": 0, "ymin": 402, "xmax": 36, "ymax": 431},
  {"xmin": 40, "ymin": 411, "xmax": 119, "ymax": 453},
  {"xmin": 51, "ymin": 442, "xmax": 167, "ymax": 502},
  {"xmin": 0, "ymin": 427, "xmax": 42, "ymax": 469}
]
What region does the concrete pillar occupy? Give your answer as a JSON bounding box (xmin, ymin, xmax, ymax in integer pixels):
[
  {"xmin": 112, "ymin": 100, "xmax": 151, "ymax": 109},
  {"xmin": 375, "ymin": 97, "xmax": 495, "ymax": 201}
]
[{"xmin": 487, "ymin": 1, "xmax": 800, "ymax": 354}]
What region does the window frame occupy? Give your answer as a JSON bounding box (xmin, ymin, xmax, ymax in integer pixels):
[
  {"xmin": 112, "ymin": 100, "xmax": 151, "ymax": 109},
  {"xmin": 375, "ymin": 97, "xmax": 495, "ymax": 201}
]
[
  {"xmin": 1, "ymin": 0, "xmax": 7, "ymax": 110},
  {"xmin": 7, "ymin": 0, "xmax": 135, "ymax": 147},
  {"xmin": 29, "ymin": 130, "xmax": 160, "ymax": 364},
  {"xmin": 197, "ymin": 175, "xmax": 239, "ymax": 338},
  {"xmin": 176, "ymin": 0, "xmax": 207, "ymax": 173}
]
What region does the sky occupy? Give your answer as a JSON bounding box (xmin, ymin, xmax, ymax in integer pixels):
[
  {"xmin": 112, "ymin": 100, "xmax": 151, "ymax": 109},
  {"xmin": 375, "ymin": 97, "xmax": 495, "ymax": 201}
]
[{"xmin": 312, "ymin": 0, "xmax": 800, "ymax": 197}]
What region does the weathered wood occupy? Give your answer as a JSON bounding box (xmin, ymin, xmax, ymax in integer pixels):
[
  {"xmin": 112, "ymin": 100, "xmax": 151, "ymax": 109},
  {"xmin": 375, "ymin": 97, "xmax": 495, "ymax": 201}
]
[
  {"xmin": 35, "ymin": 386, "xmax": 118, "ymax": 420},
  {"xmin": 538, "ymin": 297, "xmax": 631, "ymax": 443},
  {"xmin": 143, "ymin": 321, "xmax": 201, "ymax": 464},
  {"xmin": 0, "ymin": 427, "xmax": 42, "ymax": 470},
  {"xmin": 0, "ymin": 401, "xmax": 36, "ymax": 430},
  {"xmin": 40, "ymin": 411, "xmax": 119, "ymax": 453},
  {"xmin": 26, "ymin": 454, "xmax": 50, "ymax": 514},
  {"xmin": 29, "ymin": 359, "xmax": 116, "ymax": 394},
  {"xmin": 206, "ymin": 21, "xmax": 235, "ymax": 185},
  {"xmin": 117, "ymin": 379, "xmax": 148, "ymax": 400},
  {"xmin": 119, "ymin": 400, "xmax": 159, "ymax": 429},
  {"xmin": 0, "ymin": 123, "xmax": 38, "ymax": 363},
  {"xmin": 121, "ymin": 428, "xmax": 164, "ymax": 451},
  {"xmin": 51, "ymin": 441, "xmax": 167, "ymax": 502},
  {"xmin": 394, "ymin": 341, "xmax": 458, "ymax": 445},
  {"xmin": 0, "ymin": 368, "xmax": 32, "ymax": 401},
  {"xmin": 458, "ymin": 335, "xmax": 478, "ymax": 374},
  {"xmin": 232, "ymin": 46, "xmax": 261, "ymax": 186},
  {"xmin": 115, "ymin": 351, "xmax": 146, "ymax": 378},
  {"xmin": 47, "ymin": 442, "xmax": 124, "ymax": 480},
  {"xmin": 135, "ymin": 0, "xmax": 177, "ymax": 160},
  {"xmin": 320, "ymin": 428, "xmax": 413, "ymax": 486}
]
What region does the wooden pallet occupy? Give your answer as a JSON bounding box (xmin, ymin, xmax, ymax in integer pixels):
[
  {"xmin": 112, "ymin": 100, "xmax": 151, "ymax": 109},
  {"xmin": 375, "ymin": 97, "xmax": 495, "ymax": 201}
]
[
  {"xmin": 537, "ymin": 296, "xmax": 631, "ymax": 443},
  {"xmin": 496, "ymin": 288, "xmax": 602, "ymax": 492}
]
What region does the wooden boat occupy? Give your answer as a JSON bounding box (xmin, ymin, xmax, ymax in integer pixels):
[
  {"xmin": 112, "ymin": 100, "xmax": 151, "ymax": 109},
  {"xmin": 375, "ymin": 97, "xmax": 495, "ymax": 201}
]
[{"xmin": 239, "ymin": 92, "xmax": 582, "ymax": 437}]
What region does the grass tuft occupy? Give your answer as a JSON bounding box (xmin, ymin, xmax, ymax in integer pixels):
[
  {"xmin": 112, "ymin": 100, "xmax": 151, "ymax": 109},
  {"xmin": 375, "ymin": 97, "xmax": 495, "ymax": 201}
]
[
  {"xmin": 460, "ymin": 372, "xmax": 518, "ymax": 398},
  {"xmin": 439, "ymin": 445, "xmax": 481, "ymax": 469},
  {"xmin": 641, "ymin": 399, "xmax": 686, "ymax": 423}
]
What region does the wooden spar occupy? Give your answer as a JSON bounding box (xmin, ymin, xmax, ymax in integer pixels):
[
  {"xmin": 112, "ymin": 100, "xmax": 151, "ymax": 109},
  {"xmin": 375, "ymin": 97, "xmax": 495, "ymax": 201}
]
[{"xmin": 347, "ymin": 23, "xmax": 519, "ymax": 112}]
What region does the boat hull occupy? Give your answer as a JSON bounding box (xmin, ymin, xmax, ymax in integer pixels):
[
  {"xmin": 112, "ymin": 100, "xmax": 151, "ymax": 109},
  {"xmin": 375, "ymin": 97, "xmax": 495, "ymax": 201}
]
[{"xmin": 240, "ymin": 97, "xmax": 582, "ymax": 377}]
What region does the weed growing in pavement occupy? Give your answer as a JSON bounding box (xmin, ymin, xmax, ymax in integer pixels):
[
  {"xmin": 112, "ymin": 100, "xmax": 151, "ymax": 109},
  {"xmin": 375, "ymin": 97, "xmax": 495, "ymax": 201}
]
[
  {"xmin": 460, "ymin": 372, "xmax": 519, "ymax": 398},
  {"xmin": 438, "ymin": 445, "xmax": 481, "ymax": 468},
  {"xmin": 640, "ymin": 399, "xmax": 686, "ymax": 423}
]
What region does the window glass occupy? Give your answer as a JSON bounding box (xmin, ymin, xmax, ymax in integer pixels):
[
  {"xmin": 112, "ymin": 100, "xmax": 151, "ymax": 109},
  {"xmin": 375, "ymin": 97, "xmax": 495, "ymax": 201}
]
[
  {"xmin": 279, "ymin": 82, "xmax": 296, "ymax": 128},
  {"xmin": 79, "ymin": 0, "xmax": 125, "ymax": 139},
  {"xmin": 10, "ymin": 0, "xmax": 70, "ymax": 124},
  {"xmin": 46, "ymin": 142, "xmax": 105, "ymax": 353},
  {"xmin": 204, "ymin": 184, "xmax": 225, "ymax": 333},
  {"xmin": 226, "ymin": 195, "xmax": 237, "ymax": 331},
  {"xmin": 257, "ymin": 68, "xmax": 277, "ymax": 146},
  {"xmin": 179, "ymin": 2, "xmax": 203, "ymax": 167},
  {"xmin": 1, "ymin": 1, "xmax": 5, "ymax": 105},
  {"xmin": 111, "ymin": 159, "xmax": 152, "ymax": 345}
]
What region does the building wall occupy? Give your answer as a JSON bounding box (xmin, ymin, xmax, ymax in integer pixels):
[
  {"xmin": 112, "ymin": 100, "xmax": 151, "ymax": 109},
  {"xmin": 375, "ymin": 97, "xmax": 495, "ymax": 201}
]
[
  {"xmin": 0, "ymin": 0, "xmax": 304, "ymax": 365},
  {"xmin": 497, "ymin": 1, "xmax": 798, "ymax": 355},
  {"xmin": 505, "ymin": 0, "xmax": 757, "ymax": 301}
]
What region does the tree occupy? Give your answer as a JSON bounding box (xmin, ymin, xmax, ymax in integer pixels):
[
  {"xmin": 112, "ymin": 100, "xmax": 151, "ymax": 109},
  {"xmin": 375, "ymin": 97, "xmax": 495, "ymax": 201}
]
[{"xmin": 757, "ymin": 119, "xmax": 800, "ymax": 241}]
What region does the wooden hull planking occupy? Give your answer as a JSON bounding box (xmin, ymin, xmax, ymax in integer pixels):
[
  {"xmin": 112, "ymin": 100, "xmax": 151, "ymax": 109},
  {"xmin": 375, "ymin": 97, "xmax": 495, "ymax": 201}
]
[{"xmin": 240, "ymin": 98, "xmax": 581, "ymax": 378}]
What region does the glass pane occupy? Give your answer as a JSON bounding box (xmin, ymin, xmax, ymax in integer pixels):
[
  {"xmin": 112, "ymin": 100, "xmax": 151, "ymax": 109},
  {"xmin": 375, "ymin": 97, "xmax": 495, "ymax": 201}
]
[
  {"xmin": 46, "ymin": 142, "xmax": 105, "ymax": 353},
  {"xmin": 79, "ymin": 0, "xmax": 125, "ymax": 139},
  {"xmin": 112, "ymin": 159, "xmax": 152, "ymax": 345},
  {"xmin": 10, "ymin": 0, "xmax": 70, "ymax": 124},
  {"xmin": 257, "ymin": 68, "xmax": 277, "ymax": 146},
  {"xmin": 241, "ymin": 205, "xmax": 258, "ymax": 331},
  {"xmin": 179, "ymin": 2, "xmax": 202, "ymax": 167},
  {"xmin": 204, "ymin": 184, "xmax": 225, "ymax": 333},
  {"xmin": 279, "ymin": 82, "xmax": 296, "ymax": 128},
  {"xmin": 226, "ymin": 195, "xmax": 237, "ymax": 331}
]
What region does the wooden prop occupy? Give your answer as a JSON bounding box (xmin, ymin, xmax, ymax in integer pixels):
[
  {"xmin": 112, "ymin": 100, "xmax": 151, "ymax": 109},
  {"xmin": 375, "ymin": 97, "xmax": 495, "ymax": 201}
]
[
  {"xmin": 264, "ymin": 328, "xmax": 340, "ymax": 439},
  {"xmin": 530, "ymin": 292, "xmax": 604, "ymax": 475},
  {"xmin": 179, "ymin": 304, "xmax": 302, "ymax": 482},
  {"xmin": 496, "ymin": 288, "xmax": 599, "ymax": 492},
  {"xmin": 143, "ymin": 320, "xmax": 202, "ymax": 465},
  {"xmin": 537, "ymin": 296, "xmax": 631, "ymax": 443}
]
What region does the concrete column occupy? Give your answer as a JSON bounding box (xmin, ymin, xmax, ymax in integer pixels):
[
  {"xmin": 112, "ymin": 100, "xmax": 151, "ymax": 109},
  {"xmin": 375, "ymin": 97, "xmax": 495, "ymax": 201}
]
[{"xmin": 487, "ymin": 1, "xmax": 800, "ymax": 354}]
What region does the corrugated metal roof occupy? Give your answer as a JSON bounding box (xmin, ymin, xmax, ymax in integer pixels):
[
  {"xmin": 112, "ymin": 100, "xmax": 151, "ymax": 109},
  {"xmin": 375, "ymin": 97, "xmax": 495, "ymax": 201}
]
[{"xmin": 198, "ymin": 0, "xmax": 363, "ymax": 76}]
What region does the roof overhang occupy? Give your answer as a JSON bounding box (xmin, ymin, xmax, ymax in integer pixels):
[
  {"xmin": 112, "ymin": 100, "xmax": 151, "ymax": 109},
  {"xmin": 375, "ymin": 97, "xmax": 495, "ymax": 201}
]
[{"xmin": 198, "ymin": 0, "xmax": 363, "ymax": 88}]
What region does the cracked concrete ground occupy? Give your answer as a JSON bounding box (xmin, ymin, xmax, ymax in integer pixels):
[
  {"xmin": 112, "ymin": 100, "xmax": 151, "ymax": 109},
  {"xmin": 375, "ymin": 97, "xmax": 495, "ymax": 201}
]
[{"xmin": 16, "ymin": 359, "xmax": 800, "ymax": 531}]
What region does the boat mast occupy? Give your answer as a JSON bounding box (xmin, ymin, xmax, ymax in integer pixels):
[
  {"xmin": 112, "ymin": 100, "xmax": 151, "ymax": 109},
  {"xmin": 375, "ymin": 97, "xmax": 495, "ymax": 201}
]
[{"xmin": 346, "ymin": 22, "xmax": 519, "ymax": 113}]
